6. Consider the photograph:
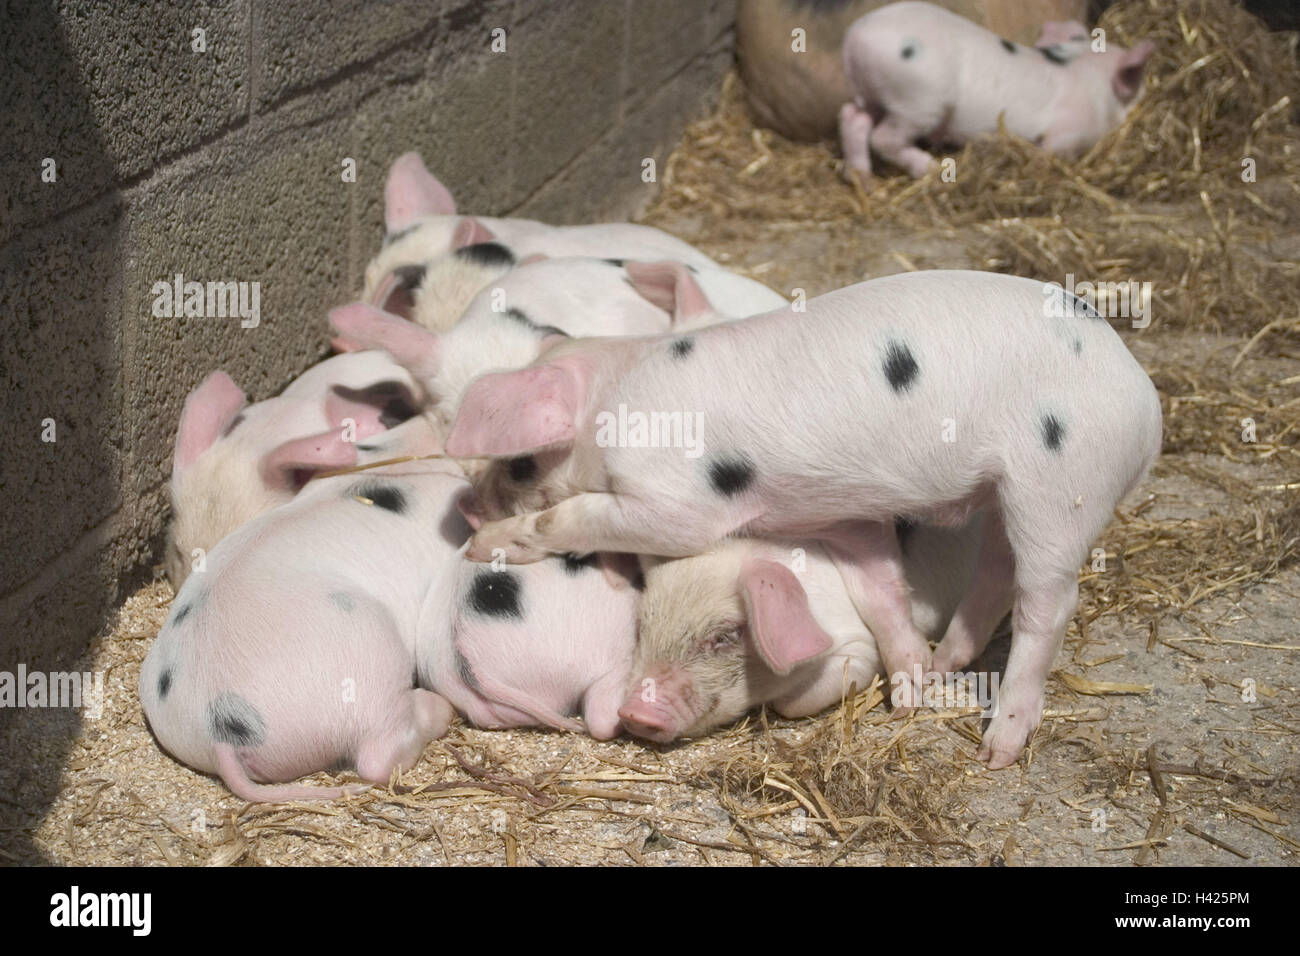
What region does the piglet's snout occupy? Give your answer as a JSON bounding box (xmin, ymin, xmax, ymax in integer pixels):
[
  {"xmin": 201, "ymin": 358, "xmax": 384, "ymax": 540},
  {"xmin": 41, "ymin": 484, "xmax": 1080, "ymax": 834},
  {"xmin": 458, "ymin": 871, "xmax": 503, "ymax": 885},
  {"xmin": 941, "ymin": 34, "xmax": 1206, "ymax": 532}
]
[{"xmin": 619, "ymin": 666, "xmax": 697, "ymax": 742}]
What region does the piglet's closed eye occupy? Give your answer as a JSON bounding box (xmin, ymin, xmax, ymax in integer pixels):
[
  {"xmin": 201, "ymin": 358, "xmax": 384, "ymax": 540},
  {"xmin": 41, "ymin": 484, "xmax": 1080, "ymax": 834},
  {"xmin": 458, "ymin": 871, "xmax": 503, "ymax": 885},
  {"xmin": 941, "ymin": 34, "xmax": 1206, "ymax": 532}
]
[{"xmin": 739, "ymin": 559, "xmax": 834, "ymax": 675}]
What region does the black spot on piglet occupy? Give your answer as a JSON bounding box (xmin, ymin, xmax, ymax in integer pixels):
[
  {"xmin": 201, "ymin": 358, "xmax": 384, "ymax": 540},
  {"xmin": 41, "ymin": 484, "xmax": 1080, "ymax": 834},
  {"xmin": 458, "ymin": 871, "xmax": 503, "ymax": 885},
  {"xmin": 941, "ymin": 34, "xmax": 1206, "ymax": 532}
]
[
  {"xmin": 1041, "ymin": 414, "xmax": 1066, "ymax": 453},
  {"xmin": 669, "ymin": 337, "xmax": 694, "ymax": 359},
  {"xmin": 1001, "ymin": 39, "xmax": 1016, "ymax": 53},
  {"xmin": 1040, "ymin": 45, "xmax": 1068, "ymax": 65},
  {"xmin": 901, "ymin": 44, "xmax": 916, "ymax": 59},
  {"xmin": 158, "ymin": 669, "xmax": 172, "ymax": 700},
  {"xmin": 882, "ymin": 340, "xmax": 920, "ymax": 393},
  {"xmin": 171, "ymin": 602, "xmax": 193, "ymax": 626},
  {"xmin": 467, "ymin": 569, "xmax": 523, "ymax": 619},
  {"xmin": 455, "ymin": 242, "xmax": 516, "ymax": 269},
  {"xmin": 357, "ymin": 484, "xmax": 408, "ymax": 514},
  {"xmin": 208, "ymin": 693, "xmax": 267, "ymax": 747},
  {"xmin": 708, "ymin": 455, "xmax": 756, "ymax": 497},
  {"xmin": 393, "ymin": 263, "xmax": 426, "ymax": 291}
]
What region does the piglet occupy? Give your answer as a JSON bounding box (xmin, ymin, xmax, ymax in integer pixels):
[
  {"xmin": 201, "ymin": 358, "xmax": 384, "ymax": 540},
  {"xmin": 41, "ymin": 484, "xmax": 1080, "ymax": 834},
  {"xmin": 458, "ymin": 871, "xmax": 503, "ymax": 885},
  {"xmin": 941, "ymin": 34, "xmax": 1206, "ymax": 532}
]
[
  {"xmin": 421, "ymin": 550, "xmax": 640, "ymax": 741},
  {"xmin": 838, "ymin": 1, "xmax": 1154, "ymax": 177},
  {"xmin": 141, "ymin": 422, "xmax": 467, "ymax": 801},
  {"xmin": 621, "ymin": 519, "xmax": 982, "ymax": 742},
  {"xmin": 167, "ymin": 351, "xmax": 424, "ymax": 588},
  {"xmin": 443, "ymin": 268, "xmax": 1163, "ymax": 768},
  {"xmin": 367, "ymin": 152, "xmax": 722, "ymax": 324},
  {"xmin": 333, "ymin": 258, "xmax": 783, "ymax": 431}
]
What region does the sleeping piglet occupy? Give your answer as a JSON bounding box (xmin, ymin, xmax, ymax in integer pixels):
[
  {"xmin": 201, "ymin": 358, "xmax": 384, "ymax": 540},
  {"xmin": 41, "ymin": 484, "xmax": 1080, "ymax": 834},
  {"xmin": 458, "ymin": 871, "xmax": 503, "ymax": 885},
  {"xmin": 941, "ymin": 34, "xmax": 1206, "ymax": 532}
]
[
  {"xmin": 839, "ymin": 1, "xmax": 1154, "ymax": 178},
  {"xmin": 422, "ymin": 550, "xmax": 641, "ymax": 741},
  {"xmin": 367, "ymin": 152, "xmax": 722, "ymax": 327},
  {"xmin": 332, "ymin": 258, "xmax": 783, "ymax": 433},
  {"xmin": 167, "ymin": 351, "xmax": 426, "ymax": 588},
  {"xmin": 442, "ymin": 268, "xmax": 1163, "ymax": 768},
  {"xmin": 621, "ymin": 519, "xmax": 983, "ymax": 742},
  {"xmin": 141, "ymin": 422, "xmax": 467, "ymax": 802}
]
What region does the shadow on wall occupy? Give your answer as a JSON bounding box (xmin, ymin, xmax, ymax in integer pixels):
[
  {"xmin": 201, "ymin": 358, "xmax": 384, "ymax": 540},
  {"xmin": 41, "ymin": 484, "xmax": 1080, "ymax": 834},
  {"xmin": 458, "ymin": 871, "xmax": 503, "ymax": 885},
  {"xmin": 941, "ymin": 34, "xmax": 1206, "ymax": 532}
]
[{"xmin": 0, "ymin": 5, "xmax": 125, "ymax": 865}]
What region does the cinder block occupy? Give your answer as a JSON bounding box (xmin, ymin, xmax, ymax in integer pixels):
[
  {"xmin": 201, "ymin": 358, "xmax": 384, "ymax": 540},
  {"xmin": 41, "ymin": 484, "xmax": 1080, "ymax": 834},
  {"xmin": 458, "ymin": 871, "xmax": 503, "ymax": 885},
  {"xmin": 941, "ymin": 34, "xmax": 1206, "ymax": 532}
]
[
  {"xmin": 0, "ymin": 1, "xmax": 250, "ymax": 244},
  {"xmin": 701, "ymin": 0, "xmax": 740, "ymax": 45},
  {"xmin": 507, "ymin": 0, "xmax": 625, "ymax": 203},
  {"xmin": 515, "ymin": 46, "xmax": 730, "ymax": 224},
  {"xmin": 0, "ymin": 521, "xmax": 134, "ymax": 668},
  {"xmin": 120, "ymin": 119, "xmax": 356, "ymax": 506},
  {"xmin": 252, "ymin": 0, "xmax": 441, "ymax": 110},
  {"xmin": 0, "ymin": 199, "xmax": 128, "ymax": 594},
  {"xmin": 623, "ymin": 0, "xmax": 711, "ymax": 106},
  {"xmin": 439, "ymin": 0, "xmax": 517, "ymax": 62}
]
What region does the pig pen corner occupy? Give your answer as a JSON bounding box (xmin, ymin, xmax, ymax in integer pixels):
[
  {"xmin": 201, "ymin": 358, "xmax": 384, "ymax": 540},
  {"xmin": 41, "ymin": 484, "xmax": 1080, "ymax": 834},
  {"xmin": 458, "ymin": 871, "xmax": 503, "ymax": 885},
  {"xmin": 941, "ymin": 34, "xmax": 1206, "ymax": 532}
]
[{"xmin": 8, "ymin": 0, "xmax": 1300, "ymax": 868}]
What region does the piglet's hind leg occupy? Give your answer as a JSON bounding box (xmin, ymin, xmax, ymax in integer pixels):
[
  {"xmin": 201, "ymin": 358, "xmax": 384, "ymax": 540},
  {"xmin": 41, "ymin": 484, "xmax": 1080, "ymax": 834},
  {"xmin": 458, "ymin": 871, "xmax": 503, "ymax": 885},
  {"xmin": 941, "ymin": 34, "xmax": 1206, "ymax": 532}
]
[
  {"xmin": 839, "ymin": 102, "xmax": 874, "ymax": 178},
  {"xmin": 354, "ymin": 688, "xmax": 453, "ymax": 784}
]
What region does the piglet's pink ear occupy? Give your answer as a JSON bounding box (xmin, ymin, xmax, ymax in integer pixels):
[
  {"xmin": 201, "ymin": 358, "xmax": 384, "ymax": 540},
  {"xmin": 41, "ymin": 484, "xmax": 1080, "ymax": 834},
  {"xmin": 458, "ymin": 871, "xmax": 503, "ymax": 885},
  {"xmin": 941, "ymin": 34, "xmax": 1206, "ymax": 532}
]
[
  {"xmin": 444, "ymin": 364, "xmax": 578, "ymax": 458},
  {"xmin": 451, "ymin": 216, "xmax": 496, "ymax": 249},
  {"xmin": 174, "ymin": 371, "xmax": 246, "ymax": 476},
  {"xmin": 260, "ymin": 428, "xmax": 358, "ymax": 491},
  {"xmin": 385, "ymin": 152, "xmax": 457, "ymax": 232},
  {"xmin": 329, "ymin": 302, "xmax": 442, "ymax": 381},
  {"xmin": 624, "ymin": 261, "xmax": 713, "ymax": 326},
  {"xmin": 1113, "ymin": 40, "xmax": 1155, "ymax": 103},
  {"xmin": 739, "ymin": 559, "xmax": 834, "ymax": 676}
]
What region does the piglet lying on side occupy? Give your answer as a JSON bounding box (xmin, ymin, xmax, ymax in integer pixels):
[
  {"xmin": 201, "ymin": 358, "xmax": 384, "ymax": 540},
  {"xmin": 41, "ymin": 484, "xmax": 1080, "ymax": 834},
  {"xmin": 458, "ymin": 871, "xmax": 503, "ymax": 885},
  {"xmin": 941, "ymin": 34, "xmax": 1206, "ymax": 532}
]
[
  {"xmin": 167, "ymin": 351, "xmax": 424, "ymax": 587},
  {"xmin": 621, "ymin": 520, "xmax": 983, "ymax": 742},
  {"xmin": 366, "ymin": 152, "xmax": 723, "ymax": 327},
  {"xmin": 443, "ymin": 268, "xmax": 1163, "ymax": 768},
  {"xmin": 839, "ymin": 1, "xmax": 1153, "ymax": 177},
  {"xmin": 141, "ymin": 427, "xmax": 466, "ymax": 801},
  {"xmin": 422, "ymin": 550, "xmax": 640, "ymax": 742}
]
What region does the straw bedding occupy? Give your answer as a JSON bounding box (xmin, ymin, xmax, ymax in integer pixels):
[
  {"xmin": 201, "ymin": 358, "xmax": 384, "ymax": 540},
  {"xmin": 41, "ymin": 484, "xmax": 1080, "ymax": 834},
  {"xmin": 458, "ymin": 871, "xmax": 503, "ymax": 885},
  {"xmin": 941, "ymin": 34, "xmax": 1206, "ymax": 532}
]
[{"xmin": 9, "ymin": 0, "xmax": 1297, "ymax": 866}]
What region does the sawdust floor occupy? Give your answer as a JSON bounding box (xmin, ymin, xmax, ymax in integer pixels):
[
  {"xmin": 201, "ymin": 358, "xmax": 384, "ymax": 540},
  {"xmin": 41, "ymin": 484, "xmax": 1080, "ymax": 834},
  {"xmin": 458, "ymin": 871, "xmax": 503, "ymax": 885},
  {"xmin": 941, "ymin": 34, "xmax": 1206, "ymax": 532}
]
[{"xmin": 7, "ymin": 208, "xmax": 1298, "ymax": 868}]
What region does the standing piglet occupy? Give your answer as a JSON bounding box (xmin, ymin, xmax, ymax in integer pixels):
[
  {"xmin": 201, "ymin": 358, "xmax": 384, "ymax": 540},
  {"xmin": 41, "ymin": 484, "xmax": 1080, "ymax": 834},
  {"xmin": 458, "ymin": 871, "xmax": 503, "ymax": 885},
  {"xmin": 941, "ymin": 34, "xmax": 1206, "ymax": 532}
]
[
  {"xmin": 167, "ymin": 350, "xmax": 426, "ymax": 587},
  {"xmin": 620, "ymin": 520, "xmax": 982, "ymax": 742},
  {"xmin": 421, "ymin": 551, "xmax": 640, "ymax": 741},
  {"xmin": 443, "ymin": 269, "xmax": 1163, "ymax": 768},
  {"xmin": 141, "ymin": 440, "xmax": 468, "ymax": 802},
  {"xmin": 839, "ymin": 1, "xmax": 1154, "ymax": 177}
]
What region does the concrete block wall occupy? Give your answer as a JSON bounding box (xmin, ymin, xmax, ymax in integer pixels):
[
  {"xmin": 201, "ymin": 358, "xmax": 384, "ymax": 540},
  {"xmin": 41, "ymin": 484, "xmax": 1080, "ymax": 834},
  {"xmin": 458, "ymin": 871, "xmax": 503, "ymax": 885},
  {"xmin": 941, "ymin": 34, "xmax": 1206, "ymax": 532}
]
[{"xmin": 0, "ymin": 0, "xmax": 737, "ymax": 669}]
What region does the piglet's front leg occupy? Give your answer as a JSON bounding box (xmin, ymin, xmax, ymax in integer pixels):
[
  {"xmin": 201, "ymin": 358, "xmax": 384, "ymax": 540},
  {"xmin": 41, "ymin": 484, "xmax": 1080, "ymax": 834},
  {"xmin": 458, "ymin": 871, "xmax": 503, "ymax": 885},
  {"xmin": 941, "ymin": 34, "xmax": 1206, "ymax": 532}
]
[
  {"xmin": 822, "ymin": 520, "xmax": 932, "ymax": 710},
  {"xmin": 465, "ymin": 492, "xmax": 745, "ymax": 564}
]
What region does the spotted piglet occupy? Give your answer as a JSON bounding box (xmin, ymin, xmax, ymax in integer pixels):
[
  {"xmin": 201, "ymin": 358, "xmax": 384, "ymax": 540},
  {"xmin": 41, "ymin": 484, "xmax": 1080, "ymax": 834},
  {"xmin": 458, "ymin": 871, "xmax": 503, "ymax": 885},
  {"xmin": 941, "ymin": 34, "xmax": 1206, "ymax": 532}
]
[
  {"xmin": 367, "ymin": 152, "xmax": 721, "ymax": 329},
  {"xmin": 621, "ymin": 519, "xmax": 984, "ymax": 742},
  {"xmin": 444, "ymin": 269, "xmax": 1163, "ymax": 768},
  {"xmin": 141, "ymin": 422, "xmax": 467, "ymax": 801},
  {"xmin": 421, "ymin": 550, "xmax": 641, "ymax": 741},
  {"xmin": 839, "ymin": 1, "xmax": 1154, "ymax": 177},
  {"xmin": 167, "ymin": 351, "xmax": 425, "ymax": 587},
  {"xmin": 333, "ymin": 258, "xmax": 784, "ymax": 435}
]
